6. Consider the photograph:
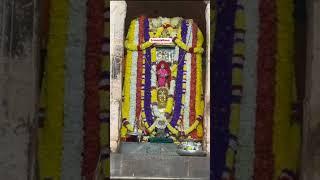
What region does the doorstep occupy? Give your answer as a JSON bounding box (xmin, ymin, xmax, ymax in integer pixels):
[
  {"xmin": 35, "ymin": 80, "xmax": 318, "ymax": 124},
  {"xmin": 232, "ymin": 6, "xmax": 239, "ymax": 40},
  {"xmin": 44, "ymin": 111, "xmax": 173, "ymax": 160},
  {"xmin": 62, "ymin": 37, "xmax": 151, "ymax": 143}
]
[{"xmin": 110, "ymin": 142, "xmax": 210, "ymax": 180}]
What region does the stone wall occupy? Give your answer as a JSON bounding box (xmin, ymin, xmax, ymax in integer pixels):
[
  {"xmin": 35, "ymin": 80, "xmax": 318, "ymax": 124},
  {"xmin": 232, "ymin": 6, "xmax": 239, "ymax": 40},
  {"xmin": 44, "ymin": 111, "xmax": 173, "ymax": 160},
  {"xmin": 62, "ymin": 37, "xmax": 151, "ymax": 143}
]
[
  {"xmin": 0, "ymin": 0, "xmax": 38, "ymax": 179},
  {"xmin": 301, "ymin": 0, "xmax": 320, "ymax": 179}
]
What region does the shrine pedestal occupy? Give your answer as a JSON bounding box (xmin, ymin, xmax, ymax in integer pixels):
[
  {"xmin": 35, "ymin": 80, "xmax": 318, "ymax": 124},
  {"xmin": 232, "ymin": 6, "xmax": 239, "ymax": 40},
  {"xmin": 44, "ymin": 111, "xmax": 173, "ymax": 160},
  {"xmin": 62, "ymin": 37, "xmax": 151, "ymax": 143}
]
[
  {"xmin": 110, "ymin": 150, "xmax": 210, "ymax": 179},
  {"xmin": 120, "ymin": 142, "xmax": 178, "ymax": 156}
]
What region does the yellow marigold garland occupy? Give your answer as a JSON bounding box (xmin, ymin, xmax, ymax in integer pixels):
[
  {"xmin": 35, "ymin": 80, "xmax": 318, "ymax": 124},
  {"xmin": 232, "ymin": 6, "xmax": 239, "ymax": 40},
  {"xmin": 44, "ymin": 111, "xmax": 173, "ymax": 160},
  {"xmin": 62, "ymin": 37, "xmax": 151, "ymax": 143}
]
[
  {"xmin": 165, "ymin": 97, "xmax": 174, "ymax": 115},
  {"xmin": 151, "ymin": 89, "xmax": 157, "ymax": 103},
  {"xmin": 151, "ymin": 47, "xmax": 157, "ymax": 62},
  {"xmin": 273, "ymin": 0, "xmax": 301, "ymax": 178},
  {"xmin": 121, "ymin": 20, "xmax": 136, "ymax": 137},
  {"xmin": 38, "ymin": 0, "xmax": 68, "ymax": 179},
  {"xmin": 194, "ymin": 28, "xmax": 204, "ymax": 137}
]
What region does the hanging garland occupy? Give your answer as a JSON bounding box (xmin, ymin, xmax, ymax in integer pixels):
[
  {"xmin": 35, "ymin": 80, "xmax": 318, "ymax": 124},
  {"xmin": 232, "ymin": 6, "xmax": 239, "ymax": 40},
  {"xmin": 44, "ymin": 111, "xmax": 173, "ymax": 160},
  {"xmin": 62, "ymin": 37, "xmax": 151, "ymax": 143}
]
[
  {"xmin": 128, "ymin": 19, "xmax": 139, "ymax": 127},
  {"xmin": 235, "ymin": 0, "xmax": 258, "ymax": 179},
  {"xmin": 82, "ymin": 0, "xmax": 104, "ymax": 179},
  {"xmin": 273, "ymin": 0, "xmax": 300, "ymax": 179},
  {"xmin": 124, "ymin": 25, "xmax": 203, "ymax": 54},
  {"xmin": 142, "ymin": 19, "xmax": 189, "ymax": 134},
  {"xmin": 189, "ymin": 23, "xmax": 198, "ymax": 139},
  {"xmin": 61, "ymin": 0, "xmax": 87, "ymax": 179},
  {"xmin": 143, "ymin": 17, "xmax": 154, "ymax": 131},
  {"xmin": 212, "ymin": 0, "xmax": 237, "ymax": 179},
  {"xmin": 135, "ymin": 16, "xmax": 145, "ymax": 123},
  {"xmin": 225, "ymin": 0, "xmax": 246, "ymax": 178},
  {"xmin": 167, "ymin": 19, "xmax": 187, "ymax": 131},
  {"xmin": 121, "ymin": 19, "xmax": 136, "ymax": 137},
  {"xmin": 183, "ymin": 22, "xmax": 193, "ymax": 131},
  {"xmin": 192, "ymin": 25, "xmax": 205, "ymax": 139},
  {"xmin": 37, "ymin": 0, "xmax": 69, "ymax": 179},
  {"xmin": 254, "ymin": 0, "xmax": 277, "ymax": 179}
]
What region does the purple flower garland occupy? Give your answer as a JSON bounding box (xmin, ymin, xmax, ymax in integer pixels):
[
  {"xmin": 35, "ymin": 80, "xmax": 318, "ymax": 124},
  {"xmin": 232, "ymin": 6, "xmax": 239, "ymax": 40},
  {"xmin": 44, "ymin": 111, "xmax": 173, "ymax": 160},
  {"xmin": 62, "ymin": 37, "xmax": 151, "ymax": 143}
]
[
  {"xmin": 170, "ymin": 20, "xmax": 187, "ymax": 128},
  {"xmin": 212, "ymin": 0, "xmax": 237, "ymax": 179},
  {"xmin": 144, "ymin": 18, "xmax": 153, "ymax": 127}
]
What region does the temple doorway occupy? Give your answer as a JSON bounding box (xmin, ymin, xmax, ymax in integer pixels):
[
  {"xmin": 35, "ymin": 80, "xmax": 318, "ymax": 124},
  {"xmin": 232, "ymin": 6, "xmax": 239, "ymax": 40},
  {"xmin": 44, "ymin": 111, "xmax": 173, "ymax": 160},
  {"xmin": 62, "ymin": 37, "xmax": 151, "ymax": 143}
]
[{"xmin": 110, "ymin": 1, "xmax": 211, "ymax": 179}]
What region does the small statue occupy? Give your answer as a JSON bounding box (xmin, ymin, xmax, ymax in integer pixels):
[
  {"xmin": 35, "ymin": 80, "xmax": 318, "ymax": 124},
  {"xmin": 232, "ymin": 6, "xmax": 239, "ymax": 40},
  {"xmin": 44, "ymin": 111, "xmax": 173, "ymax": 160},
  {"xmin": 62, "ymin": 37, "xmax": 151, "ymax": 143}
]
[{"xmin": 156, "ymin": 61, "xmax": 171, "ymax": 87}]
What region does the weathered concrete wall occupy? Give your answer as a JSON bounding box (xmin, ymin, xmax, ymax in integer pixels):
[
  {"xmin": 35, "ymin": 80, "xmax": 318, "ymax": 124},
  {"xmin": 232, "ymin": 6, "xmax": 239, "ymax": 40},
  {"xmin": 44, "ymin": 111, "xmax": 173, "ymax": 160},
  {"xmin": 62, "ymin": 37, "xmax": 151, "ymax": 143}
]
[
  {"xmin": 301, "ymin": 0, "xmax": 320, "ymax": 179},
  {"xmin": 0, "ymin": 0, "xmax": 38, "ymax": 179}
]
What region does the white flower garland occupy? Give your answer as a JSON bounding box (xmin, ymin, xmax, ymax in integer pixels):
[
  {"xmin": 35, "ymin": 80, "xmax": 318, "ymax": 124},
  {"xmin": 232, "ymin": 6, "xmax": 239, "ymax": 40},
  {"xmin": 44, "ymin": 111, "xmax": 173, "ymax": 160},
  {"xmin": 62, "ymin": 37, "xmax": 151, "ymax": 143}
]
[
  {"xmin": 183, "ymin": 22, "xmax": 193, "ymax": 131},
  {"xmin": 169, "ymin": 78, "xmax": 176, "ymax": 95},
  {"xmin": 129, "ymin": 19, "xmax": 139, "ymax": 126},
  {"xmin": 62, "ymin": 0, "xmax": 86, "ymax": 179},
  {"xmin": 151, "ymin": 65, "xmax": 157, "ymax": 87},
  {"xmin": 235, "ymin": 0, "xmax": 258, "ymax": 179}
]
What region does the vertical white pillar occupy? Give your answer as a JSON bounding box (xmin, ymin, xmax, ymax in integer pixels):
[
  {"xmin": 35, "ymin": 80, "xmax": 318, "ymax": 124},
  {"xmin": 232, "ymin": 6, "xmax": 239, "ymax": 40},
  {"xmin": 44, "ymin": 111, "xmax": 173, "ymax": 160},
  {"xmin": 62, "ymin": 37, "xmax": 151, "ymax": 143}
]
[
  {"xmin": 204, "ymin": 1, "xmax": 211, "ymax": 154},
  {"xmin": 110, "ymin": 0, "xmax": 127, "ymax": 152}
]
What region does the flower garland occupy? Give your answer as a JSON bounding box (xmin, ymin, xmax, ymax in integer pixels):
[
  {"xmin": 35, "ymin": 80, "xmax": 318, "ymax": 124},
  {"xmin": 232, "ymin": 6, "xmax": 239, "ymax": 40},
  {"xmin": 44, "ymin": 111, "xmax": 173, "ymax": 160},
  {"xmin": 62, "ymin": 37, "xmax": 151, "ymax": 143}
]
[
  {"xmin": 170, "ymin": 19, "xmax": 187, "ymax": 129},
  {"xmin": 123, "ymin": 18, "xmax": 204, "ymax": 138},
  {"xmin": 225, "ymin": 0, "xmax": 246, "ymax": 177},
  {"xmin": 143, "ymin": 18, "xmax": 154, "ymax": 129},
  {"xmin": 167, "ymin": 22, "xmax": 204, "ymax": 136},
  {"xmin": 82, "ymin": 0, "xmax": 104, "ymax": 179},
  {"xmin": 37, "ymin": 0, "xmax": 68, "ymax": 179},
  {"xmin": 100, "ymin": 3, "xmax": 110, "ymax": 178},
  {"xmin": 273, "ymin": 0, "xmax": 300, "ymax": 179},
  {"xmin": 165, "ymin": 63, "xmax": 178, "ymax": 115},
  {"xmin": 136, "ymin": 16, "xmax": 145, "ymax": 122},
  {"xmin": 124, "ymin": 25, "xmax": 204, "ymax": 54},
  {"xmin": 212, "ymin": 0, "xmax": 237, "ymax": 179},
  {"xmin": 193, "ymin": 27, "xmax": 204, "ymax": 138},
  {"xmin": 145, "ymin": 19, "xmax": 187, "ymax": 134},
  {"xmin": 189, "ymin": 22, "xmax": 197, "ymax": 138},
  {"xmin": 128, "ymin": 19, "xmax": 139, "ymax": 126},
  {"xmin": 235, "ymin": 0, "xmax": 258, "ymax": 179},
  {"xmin": 61, "ymin": 0, "xmax": 86, "ymax": 179},
  {"xmin": 254, "ymin": 0, "xmax": 277, "ymax": 179},
  {"xmin": 183, "ymin": 22, "xmax": 193, "ymax": 131},
  {"xmin": 121, "ymin": 19, "xmax": 136, "ymax": 136}
]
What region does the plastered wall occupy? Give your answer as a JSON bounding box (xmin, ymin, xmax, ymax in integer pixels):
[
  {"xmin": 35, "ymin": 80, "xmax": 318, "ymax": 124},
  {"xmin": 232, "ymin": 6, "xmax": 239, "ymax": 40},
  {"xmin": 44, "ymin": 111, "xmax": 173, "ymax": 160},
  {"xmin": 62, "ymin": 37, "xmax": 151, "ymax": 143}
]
[{"xmin": 0, "ymin": 0, "xmax": 38, "ymax": 179}]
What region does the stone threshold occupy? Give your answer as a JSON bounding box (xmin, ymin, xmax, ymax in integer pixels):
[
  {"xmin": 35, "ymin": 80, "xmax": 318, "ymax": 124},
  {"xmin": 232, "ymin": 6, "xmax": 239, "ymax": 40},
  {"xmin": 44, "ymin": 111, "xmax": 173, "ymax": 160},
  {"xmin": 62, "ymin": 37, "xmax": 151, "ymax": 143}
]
[{"xmin": 111, "ymin": 143, "xmax": 210, "ymax": 180}]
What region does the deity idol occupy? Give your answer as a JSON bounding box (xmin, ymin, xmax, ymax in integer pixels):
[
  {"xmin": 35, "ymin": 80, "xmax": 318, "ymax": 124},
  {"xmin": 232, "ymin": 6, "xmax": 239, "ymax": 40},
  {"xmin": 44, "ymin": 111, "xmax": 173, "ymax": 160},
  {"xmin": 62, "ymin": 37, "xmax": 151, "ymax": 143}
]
[
  {"xmin": 157, "ymin": 87, "xmax": 168, "ymax": 109},
  {"xmin": 156, "ymin": 61, "xmax": 171, "ymax": 87}
]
